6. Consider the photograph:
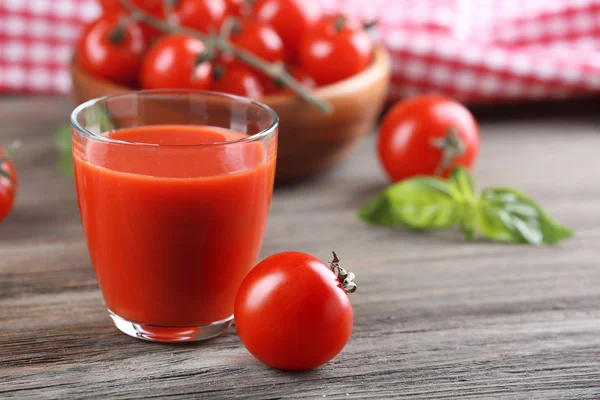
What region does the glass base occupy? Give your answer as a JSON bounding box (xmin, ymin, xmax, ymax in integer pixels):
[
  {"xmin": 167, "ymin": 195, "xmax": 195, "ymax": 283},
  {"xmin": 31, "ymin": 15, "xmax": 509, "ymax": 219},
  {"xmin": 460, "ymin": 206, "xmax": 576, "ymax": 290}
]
[{"xmin": 108, "ymin": 310, "xmax": 233, "ymax": 342}]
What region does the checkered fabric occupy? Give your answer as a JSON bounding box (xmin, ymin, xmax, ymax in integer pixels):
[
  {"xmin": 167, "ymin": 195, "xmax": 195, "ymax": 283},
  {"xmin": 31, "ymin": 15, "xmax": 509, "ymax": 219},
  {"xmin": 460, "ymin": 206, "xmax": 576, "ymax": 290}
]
[{"xmin": 2, "ymin": 0, "xmax": 600, "ymax": 103}]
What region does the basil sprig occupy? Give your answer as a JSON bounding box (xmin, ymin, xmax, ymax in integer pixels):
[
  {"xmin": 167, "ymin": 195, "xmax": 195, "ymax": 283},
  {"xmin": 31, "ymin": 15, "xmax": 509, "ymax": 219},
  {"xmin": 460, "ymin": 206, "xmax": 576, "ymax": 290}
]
[
  {"xmin": 54, "ymin": 124, "xmax": 73, "ymax": 177},
  {"xmin": 55, "ymin": 107, "xmax": 116, "ymax": 177},
  {"xmin": 358, "ymin": 167, "xmax": 573, "ymax": 245}
]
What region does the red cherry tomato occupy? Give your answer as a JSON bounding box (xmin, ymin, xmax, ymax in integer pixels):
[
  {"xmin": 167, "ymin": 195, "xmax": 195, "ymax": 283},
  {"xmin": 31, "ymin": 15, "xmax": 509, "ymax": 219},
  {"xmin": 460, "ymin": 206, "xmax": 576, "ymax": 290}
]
[
  {"xmin": 211, "ymin": 66, "xmax": 264, "ymax": 98},
  {"xmin": 0, "ymin": 147, "xmax": 17, "ymax": 223},
  {"xmin": 377, "ymin": 95, "xmax": 480, "ymax": 181},
  {"xmin": 225, "ymin": 0, "xmax": 251, "ymax": 17},
  {"xmin": 99, "ymin": 0, "xmax": 162, "ymax": 14},
  {"xmin": 229, "ymin": 20, "xmax": 285, "ymax": 64},
  {"xmin": 299, "ymin": 16, "xmax": 372, "ymax": 86},
  {"xmin": 262, "ymin": 67, "xmax": 315, "ymax": 95},
  {"xmin": 174, "ymin": 0, "xmax": 228, "ymax": 33},
  {"xmin": 253, "ymin": 0, "xmax": 321, "ymax": 63},
  {"xmin": 99, "ymin": 0, "xmax": 164, "ymax": 41},
  {"xmin": 235, "ymin": 252, "xmax": 354, "ymax": 370},
  {"xmin": 76, "ymin": 14, "xmax": 147, "ymax": 86},
  {"xmin": 140, "ymin": 35, "xmax": 213, "ymax": 90}
]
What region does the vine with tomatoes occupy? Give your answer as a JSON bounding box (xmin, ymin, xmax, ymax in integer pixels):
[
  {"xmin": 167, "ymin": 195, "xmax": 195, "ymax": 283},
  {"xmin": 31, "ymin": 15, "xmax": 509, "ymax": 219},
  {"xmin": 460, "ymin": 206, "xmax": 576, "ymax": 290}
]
[{"xmin": 75, "ymin": 0, "xmax": 375, "ymax": 113}]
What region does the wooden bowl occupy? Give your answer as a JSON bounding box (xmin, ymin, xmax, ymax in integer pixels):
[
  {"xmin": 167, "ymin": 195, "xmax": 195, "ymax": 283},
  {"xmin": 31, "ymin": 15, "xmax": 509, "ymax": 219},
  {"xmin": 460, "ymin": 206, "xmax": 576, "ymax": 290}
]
[{"xmin": 70, "ymin": 45, "xmax": 391, "ymax": 181}]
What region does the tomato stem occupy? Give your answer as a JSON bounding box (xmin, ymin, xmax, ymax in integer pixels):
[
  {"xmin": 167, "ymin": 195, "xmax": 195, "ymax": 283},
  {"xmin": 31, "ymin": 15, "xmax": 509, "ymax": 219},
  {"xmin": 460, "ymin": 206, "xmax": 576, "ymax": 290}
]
[
  {"xmin": 0, "ymin": 140, "xmax": 21, "ymax": 162},
  {"xmin": 329, "ymin": 252, "xmax": 357, "ymax": 294},
  {"xmin": 430, "ymin": 127, "xmax": 466, "ymax": 175},
  {"xmin": 221, "ymin": 16, "xmax": 242, "ymax": 38},
  {"xmin": 194, "ymin": 34, "xmax": 218, "ymax": 76},
  {"xmin": 118, "ymin": 0, "xmax": 333, "ymax": 113},
  {"xmin": 212, "ymin": 63, "xmax": 226, "ymax": 81},
  {"xmin": 162, "ymin": 0, "xmax": 178, "ymax": 28},
  {"xmin": 334, "ymin": 16, "xmax": 346, "ymax": 33},
  {"xmin": 108, "ymin": 15, "xmax": 132, "ymax": 44},
  {"xmin": 0, "ymin": 140, "xmax": 19, "ymax": 181}
]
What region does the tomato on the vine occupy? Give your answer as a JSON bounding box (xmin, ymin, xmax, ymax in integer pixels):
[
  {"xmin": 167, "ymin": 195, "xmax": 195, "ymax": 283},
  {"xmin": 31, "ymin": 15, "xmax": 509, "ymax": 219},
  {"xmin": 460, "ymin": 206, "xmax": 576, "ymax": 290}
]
[
  {"xmin": 99, "ymin": 0, "xmax": 164, "ymax": 41},
  {"xmin": 98, "ymin": 0, "xmax": 162, "ymax": 15},
  {"xmin": 174, "ymin": 0, "xmax": 228, "ymax": 33},
  {"xmin": 262, "ymin": 67, "xmax": 315, "ymax": 95},
  {"xmin": 0, "ymin": 146, "xmax": 17, "ymax": 223},
  {"xmin": 140, "ymin": 35, "xmax": 213, "ymax": 90},
  {"xmin": 225, "ymin": 0, "xmax": 251, "ymax": 17},
  {"xmin": 76, "ymin": 14, "xmax": 147, "ymax": 86},
  {"xmin": 235, "ymin": 252, "xmax": 355, "ymax": 370},
  {"xmin": 210, "ymin": 66, "xmax": 264, "ymax": 98},
  {"xmin": 377, "ymin": 95, "xmax": 480, "ymax": 182},
  {"xmin": 229, "ymin": 20, "xmax": 285, "ymax": 64},
  {"xmin": 279, "ymin": 67, "xmax": 316, "ymax": 94},
  {"xmin": 299, "ymin": 16, "xmax": 372, "ymax": 86},
  {"xmin": 253, "ymin": 0, "xmax": 321, "ymax": 63}
]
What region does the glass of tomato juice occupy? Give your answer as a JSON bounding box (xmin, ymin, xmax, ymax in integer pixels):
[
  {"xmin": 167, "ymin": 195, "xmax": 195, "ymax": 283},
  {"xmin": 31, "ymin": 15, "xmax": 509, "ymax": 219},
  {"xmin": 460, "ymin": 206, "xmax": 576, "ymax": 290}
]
[{"xmin": 71, "ymin": 90, "xmax": 278, "ymax": 342}]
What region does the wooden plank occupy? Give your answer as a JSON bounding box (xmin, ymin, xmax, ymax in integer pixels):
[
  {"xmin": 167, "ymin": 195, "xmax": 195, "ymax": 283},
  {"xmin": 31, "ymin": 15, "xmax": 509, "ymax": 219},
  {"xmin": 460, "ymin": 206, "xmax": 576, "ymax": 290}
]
[{"xmin": 1, "ymin": 96, "xmax": 600, "ymax": 399}]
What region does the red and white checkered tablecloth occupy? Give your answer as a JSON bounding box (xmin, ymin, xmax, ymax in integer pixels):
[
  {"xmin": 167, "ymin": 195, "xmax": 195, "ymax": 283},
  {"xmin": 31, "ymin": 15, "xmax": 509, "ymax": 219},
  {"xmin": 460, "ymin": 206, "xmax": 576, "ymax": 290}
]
[{"xmin": 2, "ymin": 0, "xmax": 600, "ymax": 103}]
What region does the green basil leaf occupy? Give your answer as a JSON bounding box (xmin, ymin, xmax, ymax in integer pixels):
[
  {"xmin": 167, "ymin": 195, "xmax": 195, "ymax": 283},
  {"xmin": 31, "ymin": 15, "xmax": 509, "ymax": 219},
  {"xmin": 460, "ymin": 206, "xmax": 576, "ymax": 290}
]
[
  {"xmin": 54, "ymin": 124, "xmax": 73, "ymax": 177},
  {"xmin": 459, "ymin": 208, "xmax": 476, "ymax": 242},
  {"xmin": 449, "ymin": 166, "xmax": 474, "ymax": 201},
  {"xmin": 359, "ymin": 178, "xmax": 460, "ymax": 229},
  {"xmin": 449, "ymin": 167, "xmax": 477, "ymax": 241},
  {"xmin": 357, "ymin": 191, "xmax": 403, "ymax": 226},
  {"xmin": 58, "ymin": 152, "xmax": 74, "ymax": 177},
  {"xmin": 475, "ymin": 188, "xmax": 573, "ymax": 245},
  {"xmin": 83, "ymin": 106, "xmax": 116, "ymax": 134}
]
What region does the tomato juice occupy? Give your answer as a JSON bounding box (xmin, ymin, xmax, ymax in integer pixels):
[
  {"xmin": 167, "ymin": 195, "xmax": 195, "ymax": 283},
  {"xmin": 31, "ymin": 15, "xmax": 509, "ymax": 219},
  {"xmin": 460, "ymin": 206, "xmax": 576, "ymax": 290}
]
[{"xmin": 73, "ymin": 124, "xmax": 275, "ymax": 327}]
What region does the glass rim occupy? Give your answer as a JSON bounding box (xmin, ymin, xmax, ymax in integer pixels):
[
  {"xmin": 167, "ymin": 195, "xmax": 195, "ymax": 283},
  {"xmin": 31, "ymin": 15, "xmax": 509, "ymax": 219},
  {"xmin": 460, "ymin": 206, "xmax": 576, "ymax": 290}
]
[{"xmin": 70, "ymin": 89, "xmax": 279, "ymax": 147}]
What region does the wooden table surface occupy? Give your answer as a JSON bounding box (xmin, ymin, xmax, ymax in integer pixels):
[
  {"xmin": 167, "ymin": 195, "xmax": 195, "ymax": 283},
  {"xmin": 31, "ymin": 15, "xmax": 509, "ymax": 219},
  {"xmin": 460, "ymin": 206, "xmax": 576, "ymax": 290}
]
[{"xmin": 1, "ymin": 96, "xmax": 600, "ymax": 399}]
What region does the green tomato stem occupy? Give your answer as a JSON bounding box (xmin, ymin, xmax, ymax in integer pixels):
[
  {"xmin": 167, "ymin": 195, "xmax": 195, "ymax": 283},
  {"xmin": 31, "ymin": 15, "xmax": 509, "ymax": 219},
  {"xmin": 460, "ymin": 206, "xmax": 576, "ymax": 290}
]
[
  {"xmin": 330, "ymin": 252, "xmax": 357, "ymax": 294},
  {"xmin": 430, "ymin": 127, "xmax": 466, "ymax": 175}
]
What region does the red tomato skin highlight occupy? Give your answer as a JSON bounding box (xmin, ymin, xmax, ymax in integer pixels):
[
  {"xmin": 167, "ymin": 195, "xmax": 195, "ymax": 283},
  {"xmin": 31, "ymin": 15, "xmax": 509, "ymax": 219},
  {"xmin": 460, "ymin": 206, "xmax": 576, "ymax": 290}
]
[
  {"xmin": 299, "ymin": 16, "xmax": 372, "ymax": 86},
  {"xmin": 0, "ymin": 178, "xmax": 15, "ymax": 223},
  {"xmin": 230, "ymin": 20, "xmax": 286, "ymax": 65},
  {"xmin": 76, "ymin": 14, "xmax": 147, "ymax": 85},
  {"xmin": 98, "ymin": 0, "xmax": 164, "ymax": 41},
  {"xmin": 377, "ymin": 95, "xmax": 480, "ymax": 181},
  {"xmin": 234, "ymin": 252, "xmax": 353, "ymax": 370},
  {"xmin": 225, "ymin": 0, "xmax": 251, "ymax": 17},
  {"xmin": 253, "ymin": 0, "xmax": 321, "ymax": 63},
  {"xmin": 99, "ymin": 0, "xmax": 162, "ymax": 14},
  {"xmin": 173, "ymin": 0, "xmax": 228, "ymax": 33},
  {"xmin": 211, "ymin": 66, "xmax": 265, "ymax": 98},
  {"xmin": 140, "ymin": 35, "xmax": 212, "ymax": 90},
  {"xmin": 0, "ymin": 148, "xmax": 16, "ymax": 223}
]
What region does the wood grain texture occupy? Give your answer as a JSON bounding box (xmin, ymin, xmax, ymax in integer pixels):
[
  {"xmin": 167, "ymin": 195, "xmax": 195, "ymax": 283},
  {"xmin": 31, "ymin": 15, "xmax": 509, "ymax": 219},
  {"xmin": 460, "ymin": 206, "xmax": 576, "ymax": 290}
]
[{"xmin": 1, "ymin": 96, "xmax": 600, "ymax": 399}]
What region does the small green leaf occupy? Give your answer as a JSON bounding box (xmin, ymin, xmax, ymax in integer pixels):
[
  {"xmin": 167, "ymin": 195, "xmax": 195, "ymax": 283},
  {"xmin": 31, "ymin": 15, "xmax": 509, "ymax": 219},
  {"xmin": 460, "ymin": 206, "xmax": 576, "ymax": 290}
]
[
  {"xmin": 459, "ymin": 210, "xmax": 476, "ymax": 242},
  {"xmin": 475, "ymin": 188, "xmax": 573, "ymax": 245},
  {"xmin": 449, "ymin": 167, "xmax": 477, "ymax": 241},
  {"xmin": 83, "ymin": 106, "xmax": 116, "ymax": 134},
  {"xmin": 358, "ymin": 191, "xmax": 403, "ymax": 226},
  {"xmin": 54, "ymin": 124, "xmax": 73, "ymax": 177},
  {"xmin": 359, "ymin": 177, "xmax": 460, "ymax": 229},
  {"xmin": 58, "ymin": 152, "xmax": 74, "ymax": 177},
  {"xmin": 54, "ymin": 107, "xmax": 115, "ymax": 178},
  {"xmin": 449, "ymin": 166, "xmax": 474, "ymax": 201}
]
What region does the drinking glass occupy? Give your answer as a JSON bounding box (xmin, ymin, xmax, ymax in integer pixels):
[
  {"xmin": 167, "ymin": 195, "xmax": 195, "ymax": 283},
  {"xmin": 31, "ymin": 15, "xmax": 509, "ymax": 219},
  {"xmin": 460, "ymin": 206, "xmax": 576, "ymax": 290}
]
[{"xmin": 71, "ymin": 90, "xmax": 278, "ymax": 342}]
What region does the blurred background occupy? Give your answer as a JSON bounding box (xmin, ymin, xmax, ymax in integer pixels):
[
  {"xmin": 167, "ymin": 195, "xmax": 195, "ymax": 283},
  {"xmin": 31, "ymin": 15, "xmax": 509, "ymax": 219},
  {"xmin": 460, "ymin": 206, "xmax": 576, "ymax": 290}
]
[{"xmin": 2, "ymin": 0, "xmax": 600, "ymax": 104}]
